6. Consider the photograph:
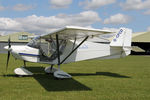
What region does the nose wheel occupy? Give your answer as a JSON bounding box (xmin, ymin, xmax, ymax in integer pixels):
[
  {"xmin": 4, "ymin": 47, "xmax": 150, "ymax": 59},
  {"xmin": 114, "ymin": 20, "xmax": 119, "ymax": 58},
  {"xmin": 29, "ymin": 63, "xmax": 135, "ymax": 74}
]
[{"xmin": 14, "ymin": 67, "xmax": 33, "ymax": 76}]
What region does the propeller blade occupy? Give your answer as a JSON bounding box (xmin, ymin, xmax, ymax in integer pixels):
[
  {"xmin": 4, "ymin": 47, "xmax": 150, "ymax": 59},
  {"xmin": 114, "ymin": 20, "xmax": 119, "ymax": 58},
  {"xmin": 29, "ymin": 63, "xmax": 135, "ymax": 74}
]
[
  {"xmin": 8, "ymin": 37, "xmax": 11, "ymax": 48},
  {"xmin": 6, "ymin": 51, "xmax": 10, "ymax": 73},
  {"xmin": 5, "ymin": 37, "xmax": 11, "ymax": 73}
]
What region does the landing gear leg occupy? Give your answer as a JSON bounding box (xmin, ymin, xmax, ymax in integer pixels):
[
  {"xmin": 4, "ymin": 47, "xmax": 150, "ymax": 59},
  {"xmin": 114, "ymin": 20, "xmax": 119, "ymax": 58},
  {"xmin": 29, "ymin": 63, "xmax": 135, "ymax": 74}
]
[
  {"xmin": 44, "ymin": 65, "xmax": 58, "ymax": 74},
  {"xmin": 23, "ymin": 60, "xmax": 26, "ymax": 67},
  {"xmin": 14, "ymin": 60, "xmax": 33, "ymax": 76},
  {"xmin": 50, "ymin": 65, "xmax": 53, "ymax": 71},
  {"xmin": 53, "ymin": 34, "xmax": 72, "ymax": 79}
]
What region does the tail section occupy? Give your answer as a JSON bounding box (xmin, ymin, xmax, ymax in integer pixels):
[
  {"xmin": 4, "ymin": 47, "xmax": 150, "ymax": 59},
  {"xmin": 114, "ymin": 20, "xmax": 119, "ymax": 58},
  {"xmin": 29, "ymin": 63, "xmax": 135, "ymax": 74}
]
[{"xmin": 110, "ymin": 28, "xmax": 132, "ymax": 56}]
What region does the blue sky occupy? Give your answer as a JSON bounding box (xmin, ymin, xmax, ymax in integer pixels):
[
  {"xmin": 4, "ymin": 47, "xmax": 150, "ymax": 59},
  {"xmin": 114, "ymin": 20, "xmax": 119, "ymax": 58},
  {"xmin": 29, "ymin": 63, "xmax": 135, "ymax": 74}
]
[{"xmin": 0, "ymin": 0, "xmax": 150, "ymax": 35}]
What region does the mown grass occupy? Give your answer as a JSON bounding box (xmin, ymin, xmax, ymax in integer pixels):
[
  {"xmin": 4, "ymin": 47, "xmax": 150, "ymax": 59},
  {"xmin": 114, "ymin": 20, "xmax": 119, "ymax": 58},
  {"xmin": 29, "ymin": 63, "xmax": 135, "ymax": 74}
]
[{"xmin": 0, "ymin": 54, "xmax": 150, "ymax": 100}]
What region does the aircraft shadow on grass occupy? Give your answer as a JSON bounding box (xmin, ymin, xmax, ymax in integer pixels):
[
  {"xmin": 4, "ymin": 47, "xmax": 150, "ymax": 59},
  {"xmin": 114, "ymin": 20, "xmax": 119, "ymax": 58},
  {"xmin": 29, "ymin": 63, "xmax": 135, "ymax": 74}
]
[
  {"xmin": 70, "ymin": 72, "xmax": 131, "ymax": 78},
  {"xmin": 3, "ymin": 66, "xmax": 130, "ymax": 92}
]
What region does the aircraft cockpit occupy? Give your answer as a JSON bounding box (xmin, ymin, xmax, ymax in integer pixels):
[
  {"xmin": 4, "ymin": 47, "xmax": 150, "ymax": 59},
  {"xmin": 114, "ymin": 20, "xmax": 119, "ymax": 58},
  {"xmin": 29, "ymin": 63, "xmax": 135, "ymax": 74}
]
[
  {"xmin": 27, "ymin": 36, "xmax": 41, "ymax": 49},
  {"xmin": 27, "ymin": 36, "xmax": 67, "ymax": 62}
]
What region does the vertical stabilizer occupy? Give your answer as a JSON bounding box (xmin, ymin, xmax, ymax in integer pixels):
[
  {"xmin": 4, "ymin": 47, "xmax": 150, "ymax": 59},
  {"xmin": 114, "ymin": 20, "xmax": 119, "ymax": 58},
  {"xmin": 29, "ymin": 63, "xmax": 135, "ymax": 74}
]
[
  {"xmin": 110, "ymin": 28, "xmax": 132, "ymax": 56},
  {"xmin": 110, "ymin": 28, "xmax": 132, "ymax": 47}
]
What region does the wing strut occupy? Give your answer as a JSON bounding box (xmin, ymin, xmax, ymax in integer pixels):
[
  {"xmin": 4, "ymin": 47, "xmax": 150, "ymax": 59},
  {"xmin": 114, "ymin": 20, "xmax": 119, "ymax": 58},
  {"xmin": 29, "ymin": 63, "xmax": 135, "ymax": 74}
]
[
  {"xmin": 60, "ymin": 36, "xmax": 89, "ymax": 64},
  {"xmin": 56, "ymin": 34, "xmax": 60, "ymax": 66},
  {"xmin": 54, "ymin": 35, "xmax": 88, "ymax": 79},
  {"xmin": 72, "ymin": 37, "xmax": 76, "ymax": 50}
]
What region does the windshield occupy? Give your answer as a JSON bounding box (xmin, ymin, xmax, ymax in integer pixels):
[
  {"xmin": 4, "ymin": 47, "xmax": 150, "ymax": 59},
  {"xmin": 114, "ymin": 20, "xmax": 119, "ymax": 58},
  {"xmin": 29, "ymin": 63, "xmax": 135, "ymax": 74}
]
[
  {"xmin": 27, "ymin": 36, "xmax": 41, "ymax": 49},
  {"xmin": 27, "ymin": 36, "xmax": 67, "ymax": 61}
]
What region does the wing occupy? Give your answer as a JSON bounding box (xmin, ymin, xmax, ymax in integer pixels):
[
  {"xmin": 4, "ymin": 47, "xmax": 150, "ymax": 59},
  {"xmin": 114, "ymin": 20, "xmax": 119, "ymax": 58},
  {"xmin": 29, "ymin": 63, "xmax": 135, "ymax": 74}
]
[{"xmin": 41, "ymin": 26, "xmax": 113, "ymax": 40}]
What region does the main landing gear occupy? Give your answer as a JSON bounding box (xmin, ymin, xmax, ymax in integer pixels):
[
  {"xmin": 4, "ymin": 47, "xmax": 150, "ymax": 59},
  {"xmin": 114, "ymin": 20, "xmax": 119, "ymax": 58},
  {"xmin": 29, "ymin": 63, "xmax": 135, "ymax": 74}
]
[
  {"xmin": 44, "ymin": 65, "xmax": 72, "ymax": 79},
  {"xmin": 13, "ymin": 65, "xmax": 72, "ymax": 78},
  {"xmin": 44, "ymin": 34, "xmax": 89, "ymax": 79},
  {"xmin": 13, "ymin": 62, "xmax": 71, "ymax": 78}
]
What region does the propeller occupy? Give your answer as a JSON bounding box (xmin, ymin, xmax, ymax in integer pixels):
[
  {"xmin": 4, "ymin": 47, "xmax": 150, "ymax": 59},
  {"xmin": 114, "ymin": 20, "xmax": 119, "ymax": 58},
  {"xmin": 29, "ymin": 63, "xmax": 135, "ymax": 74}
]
[{"xmin": 5, "ymin": 37, "xmax": 11, "ymax": 73}]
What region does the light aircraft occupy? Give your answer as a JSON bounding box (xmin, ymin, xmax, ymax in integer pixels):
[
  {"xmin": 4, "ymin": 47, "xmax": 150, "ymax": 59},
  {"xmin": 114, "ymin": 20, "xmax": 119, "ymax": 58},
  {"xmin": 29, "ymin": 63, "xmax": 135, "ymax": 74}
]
[{"xmin": 4, "ymin": 26, "xmax": 132, "ymax": 79}]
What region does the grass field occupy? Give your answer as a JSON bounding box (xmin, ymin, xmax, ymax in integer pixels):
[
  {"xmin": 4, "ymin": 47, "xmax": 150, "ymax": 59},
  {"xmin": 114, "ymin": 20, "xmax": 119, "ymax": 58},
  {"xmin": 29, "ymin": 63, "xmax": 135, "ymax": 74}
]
[{"xmin": 0, "ymin": 54, "xmax": 150, "ymax": 100}]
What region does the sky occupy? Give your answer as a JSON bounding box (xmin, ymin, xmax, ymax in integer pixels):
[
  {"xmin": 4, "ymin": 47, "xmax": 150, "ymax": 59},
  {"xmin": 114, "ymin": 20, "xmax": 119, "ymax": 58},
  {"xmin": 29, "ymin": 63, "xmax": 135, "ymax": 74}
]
[{"xmin": 0, "ymin": 0, "xmax": 150, "ymax": 35}]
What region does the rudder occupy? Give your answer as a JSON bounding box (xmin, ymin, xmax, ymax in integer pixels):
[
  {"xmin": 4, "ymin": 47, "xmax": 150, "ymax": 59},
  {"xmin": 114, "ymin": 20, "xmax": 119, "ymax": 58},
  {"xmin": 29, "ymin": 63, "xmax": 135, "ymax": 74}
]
[{"xmin": 110, "ymin": 28, "xmax": 132, "ymax": 56}]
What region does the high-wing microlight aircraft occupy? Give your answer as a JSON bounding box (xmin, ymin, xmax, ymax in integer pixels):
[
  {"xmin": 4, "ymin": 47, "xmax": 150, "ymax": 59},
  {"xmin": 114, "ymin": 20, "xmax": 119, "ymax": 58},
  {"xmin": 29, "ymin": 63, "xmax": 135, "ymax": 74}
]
[{"xmin": 4, "ymin": 26, "xmax": 132, "ymax": 79}]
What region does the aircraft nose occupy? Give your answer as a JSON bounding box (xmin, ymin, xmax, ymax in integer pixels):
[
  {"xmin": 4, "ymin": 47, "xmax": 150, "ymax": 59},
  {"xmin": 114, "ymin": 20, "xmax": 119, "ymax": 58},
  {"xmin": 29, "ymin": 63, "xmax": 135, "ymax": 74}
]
[
  {"xmin": 4, "ymin": 46, "xmax": 12, "ymax": 51},
  {"xmin": 4, "ymin": 46, "xmax": 9, "ymax": 50}
]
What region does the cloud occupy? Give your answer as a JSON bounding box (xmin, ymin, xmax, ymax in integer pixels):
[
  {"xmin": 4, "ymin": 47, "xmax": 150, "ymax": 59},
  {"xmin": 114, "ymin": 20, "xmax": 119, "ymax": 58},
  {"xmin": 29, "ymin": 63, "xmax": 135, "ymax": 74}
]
[
  {"xmin": 147, "ymin": 27, "xmax": 150, "ymax": 32},
  {"xmin": 79, "ymin": 0, "xmax": 116, "ymax": 10},
  {"xmin": 0, "ymin": 18, "xmax": 22, "ymax": 31},
  {"xmin": 0, "ymin": 11, "xmax": 101, "ymax": 35},
  {"xmin": 144, "ymin": 9, "xmax": 150, "ymax": 15},
  {"xmin": 120, "ymin": 0, "xmax": 150, "ymax": 10},
  {"xmin": 0, "ymin": 5, "xmax": 5, "ymax": 11},
  {"xmin": 103, "ymin": 13, "xmax": 131, "ymax": 24},
  {"xmin": 49, "ymin": 0, "xmax": 72, "ymax": 9},
  {"xmin": 13, "ymin": 4, "xmax": 34, "ymax": 11}
]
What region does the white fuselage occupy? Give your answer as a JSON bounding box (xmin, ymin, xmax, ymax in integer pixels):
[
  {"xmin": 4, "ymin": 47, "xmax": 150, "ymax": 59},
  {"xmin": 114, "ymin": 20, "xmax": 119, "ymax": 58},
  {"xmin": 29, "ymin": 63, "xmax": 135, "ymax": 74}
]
[
  {"xmin": 5, "ymin": 40, "xmax": 128, "ymax": 65},
  {"xmin": 52, "ymin": 40, "xmax": 125, "ymax": 64},
  {"xmin": 7, "ymin": 45, "xmax": 39, "ymax": 62}
]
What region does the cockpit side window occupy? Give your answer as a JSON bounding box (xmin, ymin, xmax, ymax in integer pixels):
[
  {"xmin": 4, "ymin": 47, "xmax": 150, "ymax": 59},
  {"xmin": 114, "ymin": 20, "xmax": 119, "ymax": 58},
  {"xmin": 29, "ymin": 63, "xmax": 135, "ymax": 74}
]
[
  {"xmin": 27, "ymin": 36, "xmax": 41, "ymax": 49},
  {"xmin": 27, "ymin": 35, "xmax": 67, "ymax": 62}
]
